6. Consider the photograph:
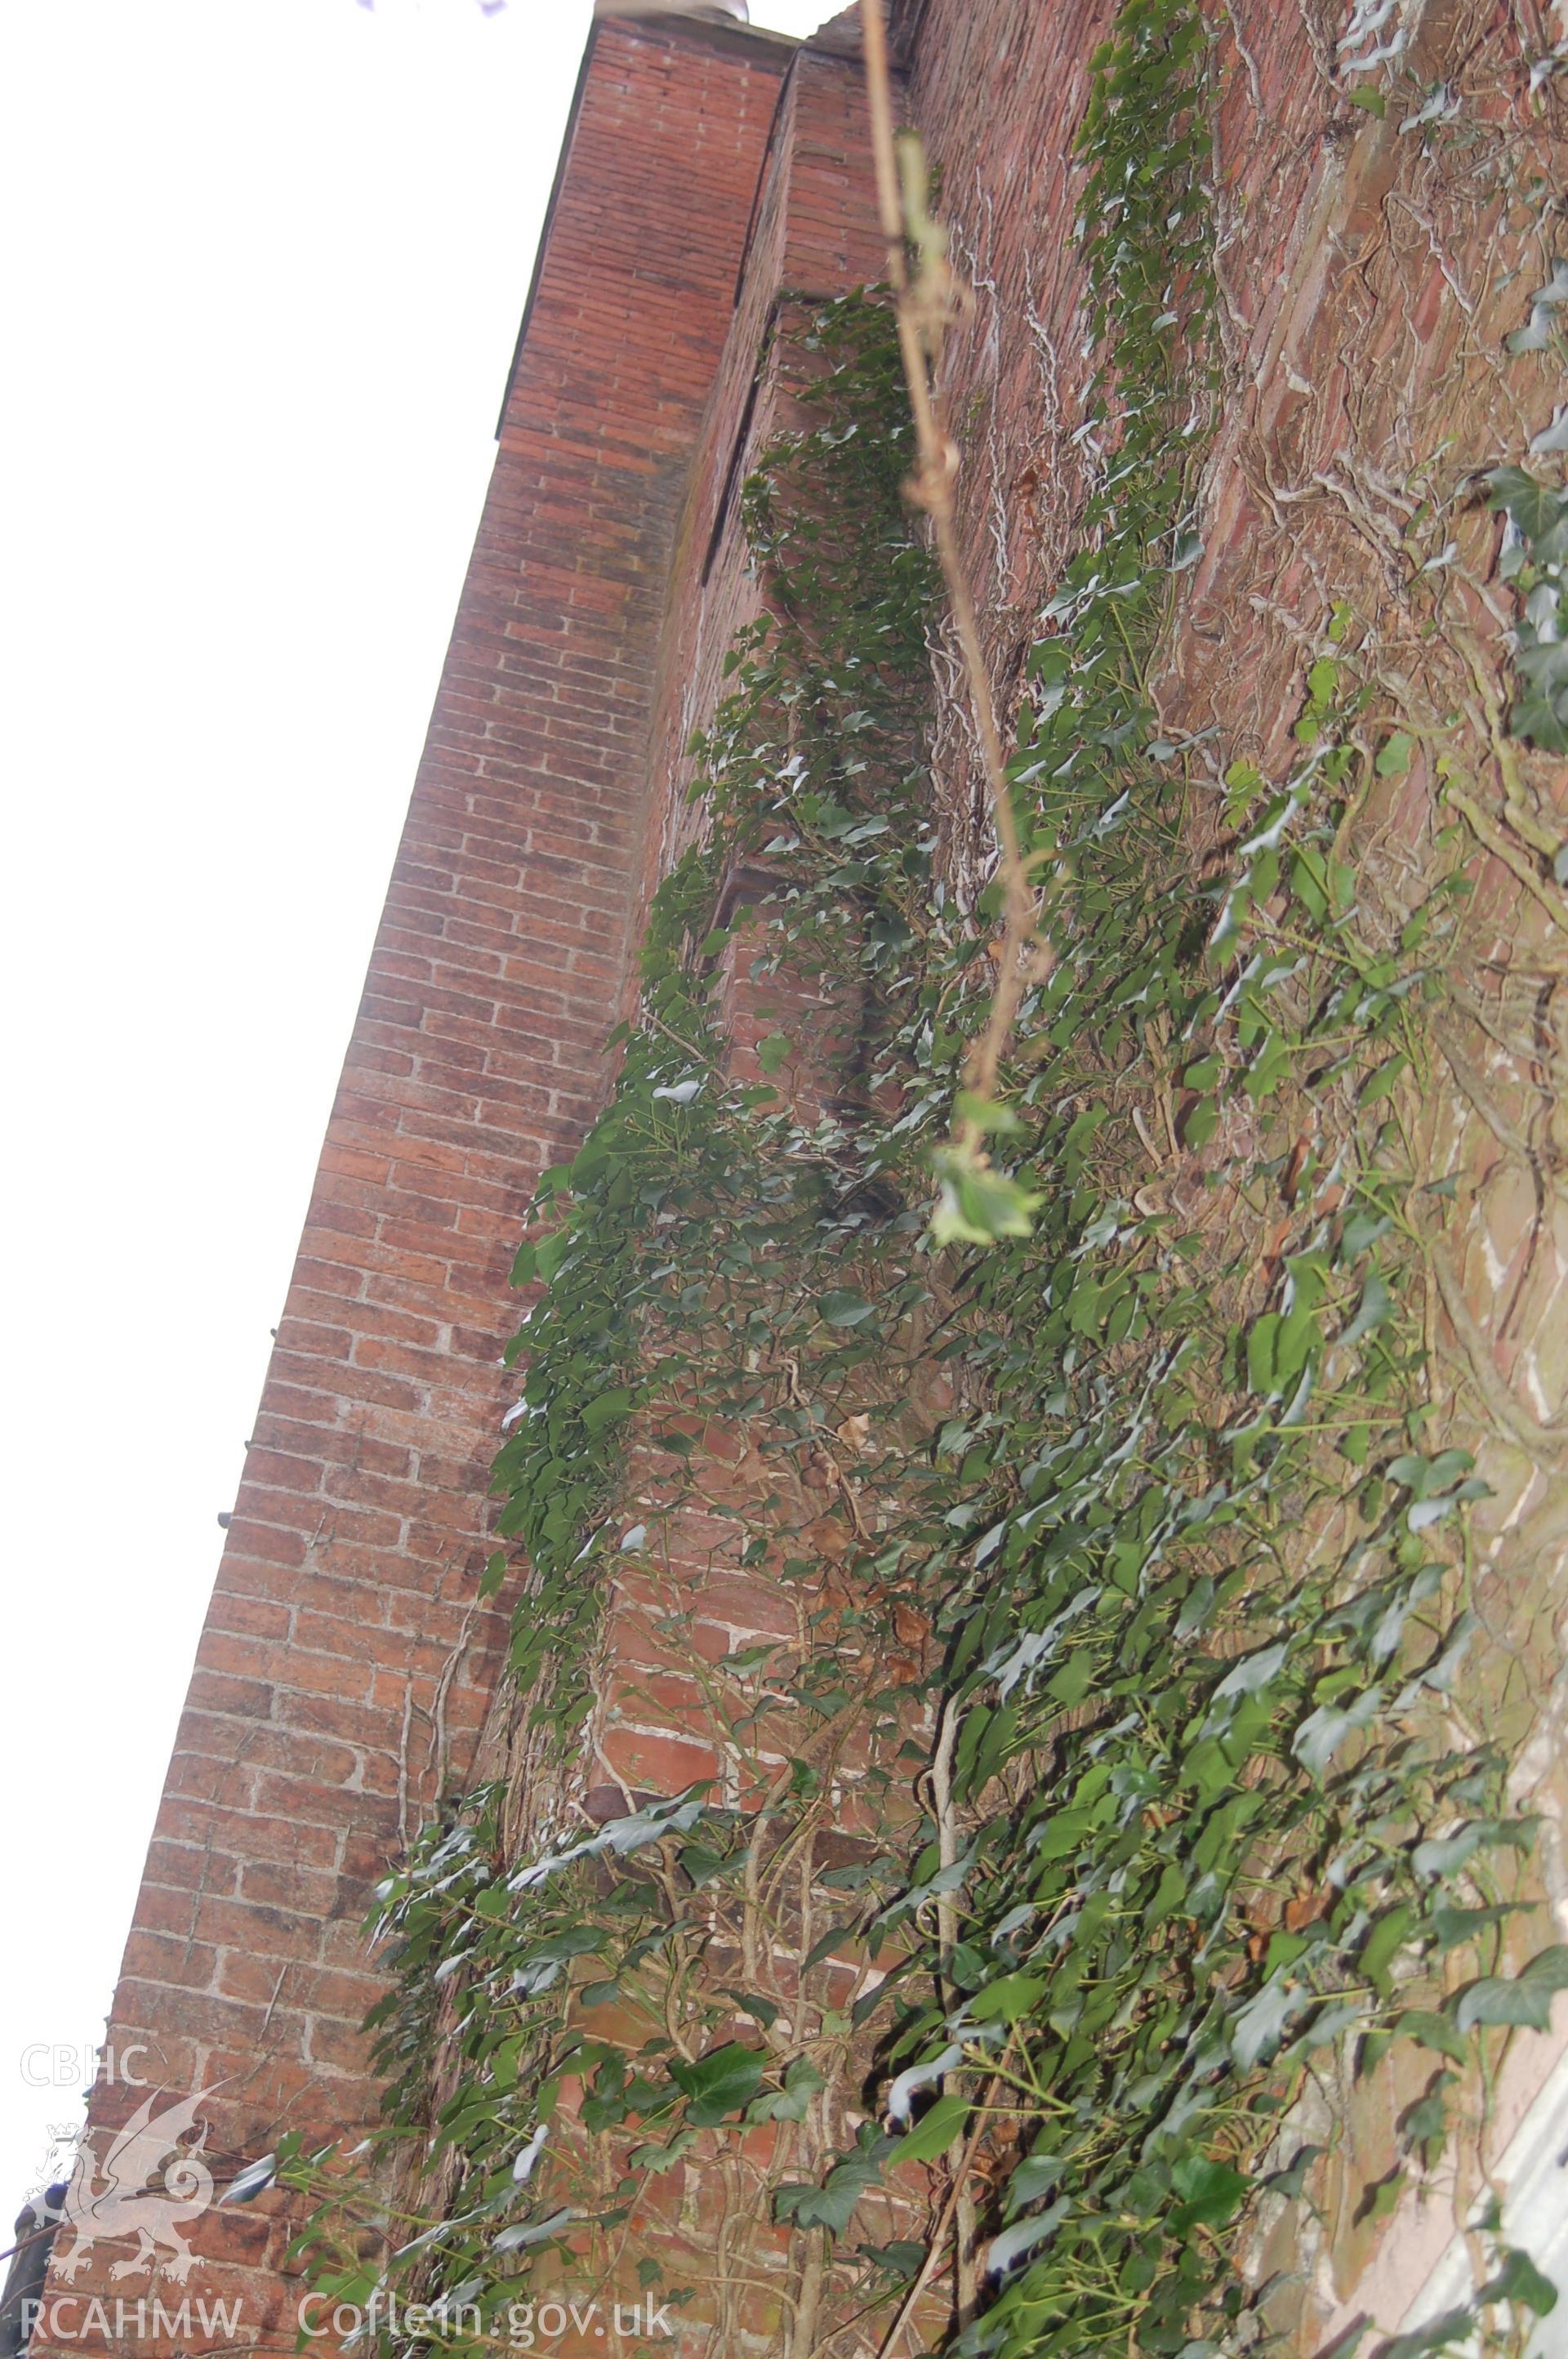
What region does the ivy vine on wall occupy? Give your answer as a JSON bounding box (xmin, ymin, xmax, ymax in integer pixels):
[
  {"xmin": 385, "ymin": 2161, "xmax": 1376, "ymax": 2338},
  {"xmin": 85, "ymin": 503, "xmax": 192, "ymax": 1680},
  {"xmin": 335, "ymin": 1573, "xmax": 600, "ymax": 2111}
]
[{"xmin": 235, "ymin": 7, "xmax": 1568, "ymax": 2358}]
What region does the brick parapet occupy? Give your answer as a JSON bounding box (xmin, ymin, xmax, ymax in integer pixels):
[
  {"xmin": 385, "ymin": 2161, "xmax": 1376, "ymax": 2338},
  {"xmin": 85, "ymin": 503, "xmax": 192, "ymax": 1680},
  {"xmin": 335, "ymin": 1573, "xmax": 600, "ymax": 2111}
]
[{"xmin": 36, "ymin": 19, "xmax": 789, "ymax": 2351}]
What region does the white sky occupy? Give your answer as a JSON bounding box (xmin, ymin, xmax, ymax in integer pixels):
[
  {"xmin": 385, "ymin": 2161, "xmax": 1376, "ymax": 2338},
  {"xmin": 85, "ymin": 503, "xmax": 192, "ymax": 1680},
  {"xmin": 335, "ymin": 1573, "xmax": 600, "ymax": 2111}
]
[{"xmin": 0, "ymin": 0, "xmax": 832, "ymax": 2217}]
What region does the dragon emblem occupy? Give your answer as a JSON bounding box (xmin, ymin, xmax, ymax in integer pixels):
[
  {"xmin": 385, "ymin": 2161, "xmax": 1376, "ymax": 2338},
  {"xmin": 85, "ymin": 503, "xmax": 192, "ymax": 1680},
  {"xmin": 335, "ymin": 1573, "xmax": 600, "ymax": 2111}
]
[{"xmin": 52, "ymin": 2090, "xmax": 215, "ymax": 2284}]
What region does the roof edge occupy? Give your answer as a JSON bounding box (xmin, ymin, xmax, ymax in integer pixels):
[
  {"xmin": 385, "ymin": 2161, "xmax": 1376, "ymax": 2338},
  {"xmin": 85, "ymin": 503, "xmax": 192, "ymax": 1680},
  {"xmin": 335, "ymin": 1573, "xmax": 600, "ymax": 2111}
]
[{"xmin": 595, "ymin": 7, "xmax": 800, "ymax": 63}]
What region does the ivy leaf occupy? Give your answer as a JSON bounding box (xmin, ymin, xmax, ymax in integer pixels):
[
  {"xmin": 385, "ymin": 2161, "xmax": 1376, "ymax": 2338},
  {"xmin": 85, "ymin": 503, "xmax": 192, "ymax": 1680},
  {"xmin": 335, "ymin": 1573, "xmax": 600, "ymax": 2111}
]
[
  {"xmin": 1340, "ymin": 1270, "xmax": 1392, "ymax": 1347},
  {"xmin": 1412, "ymin": 1817, "xmax": 1531, "ymax": 1880},
  {"xmin": 885, "ymin": 2043, "xmax": 962, "ymax": 2124},
  {"xmin": 1293, "ymin": 1684, "xmax": 1383, "ymax": 1777},
  {"xmin": 774, "ymin": 2152, "xmax": 884, "ymax": 2236},
  {"xmin": 956, "ymin": 1090, "xmax": 1023, "ymax": 1135},
  {"xmin": 1183, "ymin": 1096, "xmax": 1220, "ymax": 1148},
  {"xmin": 1530, "ymin": 405, "xmax": 1568, "ymax": 456},
  {"xmin": 930, "ymin": 1143, "xmax": 1041, "ymax": 1246},
  {"xmin": 817, "ymin": 1289, "xmax": 877, "ymax": 1328},
  {"xmin": 756, "ymin": 1033, "xmax": 792, "ymax": 1074},
  {"xmin": 534, "ymin": 1228, "xmax": 572, "ymax": 1284},
  {"xmin": 985, "ymin": 2201, "xmax": 1071, "ymax": 2277},
  {"xmin": 1406, "ymin": 1489, "xmax": 1468, "ymax": 1533},
  {"xmin": 727, "ymin": 1989, "xmax": 782, "ymax": 2027},
  {"xmin": 1392, "ymin": 2009, "xmax": 1469, "ymax": 2064},
  {"xmin": 1489, "ymin": 465, "xmax": 1568, "ymax": 537},
  {"xmin": 1005, "ymin": 2153, "xmax": 1067, "ymax": 2213},
  {"xmin": 747, "ymin": 2055, "xmax": 826, "ymax": 2125},
  {"xmin": 1281, "ymin": 2000, "xmax": 1369, "ymax": 2062},
  {"xmin": 1169, "ymin": 2154, "xmax": 1248, "ymax": 2234},
  {"xmin": 1379, "ymin": 2310, "xmax": 1481, "ymax": 2359},
  {"xmin": 893, "ymin": 2091, "xmax": 969, "ymax": 2163},
  {"xmin": 492, "ymin": 2207, "xmax": 573, "ymax": 2254},
  {"xmin": 967, "ymin": 1973, "xmax": 1048, "ymax": 2023},
  {"xmin": 1230, "ymin": 1977, "xmax": 1304, "ymax": 2069},
  {"xmin": 1477, "ymin": 2247, "xmax": 1559, "ymax": 2317},
  {"xmin": 1510, "ymin": 689, "xmax": 1568, "ymax": 752},
  {"xmin": 1430, "ymin": 1899, "xmax": 1523, "ymax": 1950},
  {"xmin": 859, "ymin": 2241, "xmax": 925, "ymax": 2284},
  {"xmin": 1360, "ymin": 1902, "xmax": 1414, "ymax": 1994},
  {"xmin": 670, "ymin": 2042, "xmax": 766, "ymax": 2126},
  {"xmin": 511, "ymin": 1789, "xmax": 709, "ymax": 1891},
  {"xmin": 1048, "ymin": 1652, "xmax": 1096, "ymax": 1709},
  {"xmin": 1214, "ymin": 1640, "xmax": 1289, "ymax": 1700},
  {"xmin": 1452, "ymin": 1944, "xmax": 1568, "ymax": 2034},
  {"xmin": 1400, "ymin": 2074, "xmax": 1454, "ymax": 2164},
  {"xmin": 627, "ymin": 2129, "xmax": 697, "ymax": 2176},
  {"xmin": 581, "ymin": 1387, "xmax": 634, "ymax": 1433},
  {"xmin": 220, "ymin": 2152, "xmax": 278, "ymax": 2206},
  {"xmin": 1360, "ymin": 1054, "xmax": 1408, "ymax": 1107}
]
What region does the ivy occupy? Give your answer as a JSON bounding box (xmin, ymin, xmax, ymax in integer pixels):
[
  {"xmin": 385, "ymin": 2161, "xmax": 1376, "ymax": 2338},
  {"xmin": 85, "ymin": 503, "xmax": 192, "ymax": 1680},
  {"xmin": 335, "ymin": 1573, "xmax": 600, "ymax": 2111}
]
[
  {"xmin": 1488, "ymin": 462, "xmax": 1568, "ymax": 765},
  {"xmin": 251, "ymin": 10, "xmax": 1562, "ymax": 2359}
]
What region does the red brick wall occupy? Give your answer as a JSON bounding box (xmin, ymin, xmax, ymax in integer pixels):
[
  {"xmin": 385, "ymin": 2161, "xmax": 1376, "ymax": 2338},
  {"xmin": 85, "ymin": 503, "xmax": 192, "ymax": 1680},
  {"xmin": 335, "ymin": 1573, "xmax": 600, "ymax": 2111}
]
[
  {"xmin": 37, "ymin": 20, "xmax": 787, "ymax": 2352},
  {"xmin": 42, "ymin": 7, "xmax": 1566, "ymax": 2355},
  {"xmin": 630, "ymin": 38, "xmax": 889, "ymax": 989}
]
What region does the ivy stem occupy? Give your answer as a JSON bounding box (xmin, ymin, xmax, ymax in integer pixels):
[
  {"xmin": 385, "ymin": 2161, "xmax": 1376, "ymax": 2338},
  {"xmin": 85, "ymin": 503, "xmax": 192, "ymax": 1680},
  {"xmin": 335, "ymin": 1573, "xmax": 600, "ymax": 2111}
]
[
  {"xmin": 874, "ymin": 2044, "xmax": 1016, "ymax": 2359},
  {"xmin": 858, "ymin": 0, "xmax": 1045, "ymax": 1154},
  {"xmin": 929, "ymin": 1691, "xmax": 979, "ymax": 2315}
]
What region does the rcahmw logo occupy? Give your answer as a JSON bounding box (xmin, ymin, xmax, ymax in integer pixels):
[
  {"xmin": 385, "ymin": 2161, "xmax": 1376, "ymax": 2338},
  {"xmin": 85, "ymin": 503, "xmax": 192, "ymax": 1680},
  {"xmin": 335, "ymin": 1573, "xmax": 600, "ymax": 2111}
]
[
  {"xmin": 52, "ymin": 2089, "xmax": 216, "ymax": 2284},
  {"xmin": 22, "ymin": 2298, "xmax": 245, "ymax": 2344}
]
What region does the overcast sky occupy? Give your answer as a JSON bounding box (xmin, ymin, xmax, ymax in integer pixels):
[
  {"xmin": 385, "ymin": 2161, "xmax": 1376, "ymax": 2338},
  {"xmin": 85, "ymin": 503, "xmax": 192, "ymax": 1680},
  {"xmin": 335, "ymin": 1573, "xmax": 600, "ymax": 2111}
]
[{"xmin": 0, "ymin": 0, "xmax": 831, "ymax": 2218}]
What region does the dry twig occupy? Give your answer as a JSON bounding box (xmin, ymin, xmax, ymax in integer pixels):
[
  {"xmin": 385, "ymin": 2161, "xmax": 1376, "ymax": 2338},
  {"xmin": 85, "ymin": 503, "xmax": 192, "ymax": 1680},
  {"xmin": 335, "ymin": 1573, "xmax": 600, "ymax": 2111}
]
[{"xmin": 859, "ymin": 0, "xmax": 1045, "ymax": 1154}]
